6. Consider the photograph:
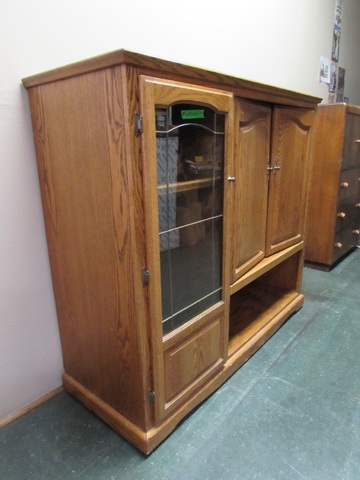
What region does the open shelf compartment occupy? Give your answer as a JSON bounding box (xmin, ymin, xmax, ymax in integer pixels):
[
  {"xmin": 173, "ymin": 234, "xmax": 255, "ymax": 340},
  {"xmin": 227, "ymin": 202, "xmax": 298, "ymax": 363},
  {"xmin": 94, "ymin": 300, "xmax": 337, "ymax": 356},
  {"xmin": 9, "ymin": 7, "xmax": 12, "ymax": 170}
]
[{"xmin": 228, "ymin": 250, "xmax": 303, "ymax": 357}]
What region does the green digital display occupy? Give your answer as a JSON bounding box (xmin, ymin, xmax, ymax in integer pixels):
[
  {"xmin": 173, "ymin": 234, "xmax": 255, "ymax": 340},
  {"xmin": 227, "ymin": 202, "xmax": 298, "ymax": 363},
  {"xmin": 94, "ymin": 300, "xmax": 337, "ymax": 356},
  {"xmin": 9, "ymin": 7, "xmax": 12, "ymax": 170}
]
[{"xmin": 181, "ymin": 109, "xmax": 205, "ymax": 120}]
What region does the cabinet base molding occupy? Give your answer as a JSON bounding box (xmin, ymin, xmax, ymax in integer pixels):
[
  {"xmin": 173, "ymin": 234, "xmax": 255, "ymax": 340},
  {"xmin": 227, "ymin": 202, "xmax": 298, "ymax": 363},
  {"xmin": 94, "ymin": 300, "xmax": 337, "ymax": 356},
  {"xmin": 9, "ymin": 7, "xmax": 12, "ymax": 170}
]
[
  {"xmin": 63, "ymin": 291, "xmax": 304, "ymax": 454},
  {"xmin": 62, "ymin": 373, "xmax": 153, "ymax": 453}
]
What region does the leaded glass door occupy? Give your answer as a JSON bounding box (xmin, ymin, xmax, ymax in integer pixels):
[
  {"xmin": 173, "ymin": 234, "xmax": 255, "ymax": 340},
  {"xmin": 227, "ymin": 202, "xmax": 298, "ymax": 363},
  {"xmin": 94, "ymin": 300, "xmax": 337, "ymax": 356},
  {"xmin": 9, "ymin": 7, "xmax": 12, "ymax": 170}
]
[
  {"xmin": 156, "ymin": 103, "xmax": 225, "ymax": 334},
  {"xmin": 140, "ymin": 76, "xmax": 232, "ymax": 420}
]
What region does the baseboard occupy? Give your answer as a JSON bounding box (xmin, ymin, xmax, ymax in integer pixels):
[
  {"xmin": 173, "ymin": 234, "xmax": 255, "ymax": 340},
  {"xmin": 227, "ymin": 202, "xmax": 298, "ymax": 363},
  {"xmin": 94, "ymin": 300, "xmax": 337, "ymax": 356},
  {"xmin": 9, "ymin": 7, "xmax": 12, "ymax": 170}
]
[{"xmin": 0, "ymin": 386, "xmax": 63, "ymax": 428}]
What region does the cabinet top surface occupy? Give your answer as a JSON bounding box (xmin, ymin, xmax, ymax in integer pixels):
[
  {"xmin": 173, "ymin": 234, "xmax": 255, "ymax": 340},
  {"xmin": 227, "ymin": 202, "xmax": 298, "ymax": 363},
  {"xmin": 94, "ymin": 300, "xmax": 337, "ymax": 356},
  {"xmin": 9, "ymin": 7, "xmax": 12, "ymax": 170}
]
[
  {"xmin": 318, "ymin": 102, "xmax": 360, "ymax": 115},
  {"xmin": 22, "ymin": 49, "xmax": 320, "ymax": 108}
]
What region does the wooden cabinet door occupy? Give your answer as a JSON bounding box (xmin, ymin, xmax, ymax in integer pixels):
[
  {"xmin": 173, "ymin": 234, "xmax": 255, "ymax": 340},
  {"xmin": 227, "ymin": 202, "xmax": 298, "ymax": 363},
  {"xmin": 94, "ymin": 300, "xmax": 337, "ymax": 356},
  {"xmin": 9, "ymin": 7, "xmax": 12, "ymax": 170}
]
[
  {"xmin": 139, "ymin": 76, "xmax": 233, "ymax": 421},
  {"xmin": 231, "ymin": 99, "xmax": 271, "ymax": 282},
  {"xmin": 266, "ymin": 107, "xmax": 314, "ymax": 255}
]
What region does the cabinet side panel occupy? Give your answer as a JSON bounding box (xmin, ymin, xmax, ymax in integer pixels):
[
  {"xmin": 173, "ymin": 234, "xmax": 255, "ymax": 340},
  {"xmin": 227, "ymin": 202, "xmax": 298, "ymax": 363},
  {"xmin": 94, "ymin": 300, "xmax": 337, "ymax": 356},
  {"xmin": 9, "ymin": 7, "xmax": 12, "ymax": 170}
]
[
  {"xmin": 305, "ymin": 105, "xmax": 346, "ymax": 264},
  {"xmin": 27, "ymin": 68, "xmax": 148, "ymax": 429}
]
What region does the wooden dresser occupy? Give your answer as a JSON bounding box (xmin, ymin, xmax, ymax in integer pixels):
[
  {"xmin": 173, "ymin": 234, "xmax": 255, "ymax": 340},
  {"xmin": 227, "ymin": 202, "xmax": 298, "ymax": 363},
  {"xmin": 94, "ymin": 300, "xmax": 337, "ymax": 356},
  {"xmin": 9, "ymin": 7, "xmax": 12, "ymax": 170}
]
[
  {"xmin": 22, "ymin": 50, "xmax": 319, "ymax": 453},
  {"xmin": 305, "ymin": 103, "xmax": 360, "ymax": 270}
]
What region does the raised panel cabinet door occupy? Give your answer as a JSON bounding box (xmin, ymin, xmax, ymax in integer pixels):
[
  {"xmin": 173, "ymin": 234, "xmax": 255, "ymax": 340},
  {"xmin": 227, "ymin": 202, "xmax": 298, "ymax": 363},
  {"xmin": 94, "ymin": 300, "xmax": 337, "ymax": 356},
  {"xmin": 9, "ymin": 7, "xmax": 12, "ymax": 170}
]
[
  {"xmin": 139, "ymin": 76, "xmax": 233, "ymax": 421},
  {"xmin": 231, "ymin": 99, "xmax": 271, "ymax": 282},
  {"xmin": 266, "ymin": 107, "xmax": 314, "ymax": 255}
]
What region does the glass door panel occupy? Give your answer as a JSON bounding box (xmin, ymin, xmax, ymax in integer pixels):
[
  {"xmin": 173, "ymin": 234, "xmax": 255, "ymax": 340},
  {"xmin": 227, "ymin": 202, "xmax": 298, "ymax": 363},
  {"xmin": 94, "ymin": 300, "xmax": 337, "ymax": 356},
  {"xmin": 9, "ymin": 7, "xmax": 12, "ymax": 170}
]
[{"xmin": 156, "ymin": 104, "xmax": 225, "ymax": 334}]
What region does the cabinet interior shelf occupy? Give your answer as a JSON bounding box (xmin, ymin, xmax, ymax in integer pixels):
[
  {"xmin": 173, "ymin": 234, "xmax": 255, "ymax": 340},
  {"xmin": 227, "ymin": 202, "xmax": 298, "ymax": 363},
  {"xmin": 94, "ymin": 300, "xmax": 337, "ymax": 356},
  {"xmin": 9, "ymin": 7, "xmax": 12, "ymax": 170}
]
[
  {"xmin": 230, "ymin": 241, "xmax": 304, "ymax": 295},
  {"xmin": 158, "ymin": 177, "xmax": 221, "ymax": 194},
  {"xmin": 228, "ymin": 246, "xmax": 303, "ymax": 357},
  {"xmin": 228, "ymin": 283, "xmax": 299, "ymax": 356}
]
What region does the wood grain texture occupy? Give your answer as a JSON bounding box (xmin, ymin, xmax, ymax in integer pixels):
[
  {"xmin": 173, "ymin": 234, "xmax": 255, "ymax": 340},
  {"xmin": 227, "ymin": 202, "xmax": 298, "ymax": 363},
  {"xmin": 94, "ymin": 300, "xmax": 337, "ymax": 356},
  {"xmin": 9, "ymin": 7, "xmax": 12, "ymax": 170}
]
[
  {"xmin": 23, "ymin": 50, "xmax": 317, "ymax": 453},
  {"xmin": 22, "ymin": 49, "xmax": 320, "ymax": 108},
  {"xmin": 139, "ymin": 75, "xmax": 233, "ymax": 422},
  {"xmin": 164, "ymin": 316, "xmax": 224, "ymax": 406},
  {"xmin": 229, "ymin": 250, "xmax": 302, "ymax": 354},
  {"xmin": 232, "ymin": 99, "xmax": 271, "ymax": 281},
  {"xmin": 305, "ymin": 104, "xmax": 360, "ymax": 267},
  {"xmin": 266, "ymin": 107, "xmax": 314, "ymax": 255},
  {"xmin": 230, "ymin": 242, "xmax": 304, "ymax": 295},
  {"xmin": 28, "ymin": 66, "xmax": 149, "ymax": 429}
]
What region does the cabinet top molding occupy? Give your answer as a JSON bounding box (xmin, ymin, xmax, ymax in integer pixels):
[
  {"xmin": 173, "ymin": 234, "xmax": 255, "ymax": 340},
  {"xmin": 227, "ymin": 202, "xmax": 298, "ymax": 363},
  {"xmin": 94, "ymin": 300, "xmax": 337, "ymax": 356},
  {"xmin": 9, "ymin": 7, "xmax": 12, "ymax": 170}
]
[
  {"xmin": 317, "ymin": 102, "xmax": 360, "ymax": 115},
  {"xmin": 22, "ymin": 49, "xmax": 321, "ymax": 108}
]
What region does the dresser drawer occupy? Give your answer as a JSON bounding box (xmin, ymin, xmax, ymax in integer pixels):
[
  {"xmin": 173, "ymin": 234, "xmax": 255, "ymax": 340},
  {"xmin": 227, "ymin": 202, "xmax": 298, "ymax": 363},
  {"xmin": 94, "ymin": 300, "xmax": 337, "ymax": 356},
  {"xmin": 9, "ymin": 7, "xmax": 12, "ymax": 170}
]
[
  {"xmin": 338, "ymin": 168, "xmax": 360, "ymax": 201},
  {"xmin": 335, "ymin": 196, "xmax": 360, "ymax": 231},
  {"xmin": 343, "ymin": 113, "xmax": 360, "ymax": 169},
  {"xmin": 333, "ymin": 227, "xmax": 359, "ymax": 263}
]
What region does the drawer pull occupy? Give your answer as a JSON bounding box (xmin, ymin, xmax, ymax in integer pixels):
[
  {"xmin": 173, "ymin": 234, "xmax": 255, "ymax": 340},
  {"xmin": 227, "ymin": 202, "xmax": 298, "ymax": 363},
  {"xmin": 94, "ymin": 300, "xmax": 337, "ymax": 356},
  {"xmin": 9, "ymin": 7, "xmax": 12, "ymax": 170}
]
[
  {"xmin": 334, "ymin": 242, "xmax": 343, "ymax": 249},
  {"xmin": 353, "ymin": 230, "xmax": 360, "ymax": 235},
  {"xmin": 340, "ymin": 182, "xmax": 349, "ymax": 189},
  {"xmin": 356, "ymin": 203, "xmax": 360, "ymax": 208},
  {"xmin": 337, "ymin": 212, "xmax": 346, "ymax": 218},
  {"xmin": 355, "ymin": 139, "xmax": 360, "ymax": 143}
]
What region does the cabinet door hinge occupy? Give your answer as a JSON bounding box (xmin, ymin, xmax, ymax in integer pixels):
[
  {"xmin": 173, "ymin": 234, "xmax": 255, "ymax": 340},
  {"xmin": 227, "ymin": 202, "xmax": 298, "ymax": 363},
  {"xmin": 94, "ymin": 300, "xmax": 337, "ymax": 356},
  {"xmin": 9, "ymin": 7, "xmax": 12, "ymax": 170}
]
[
  {"xmin": 134, "ymin": 112, "xmax": 143, "ymax": 136},
  {"xmin": 149, "ymin": 390, "xmax": 156, "ymax": 404},
  {"xmin": 142, "ymin": 268, "xmax": 150, "ymax": 287}
]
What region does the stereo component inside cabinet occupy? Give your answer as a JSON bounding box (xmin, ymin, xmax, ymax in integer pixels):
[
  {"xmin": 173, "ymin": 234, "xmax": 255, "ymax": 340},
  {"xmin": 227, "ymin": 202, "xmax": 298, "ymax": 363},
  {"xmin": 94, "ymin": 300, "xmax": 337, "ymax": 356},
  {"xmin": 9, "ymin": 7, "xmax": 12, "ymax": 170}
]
[
  {"xmin": 305, "ymin": 103, "xmax": 360, "ymax": 270},
  {"xmin": 22, "ymin": 50, "xmax": 319, "ymax": 453}
]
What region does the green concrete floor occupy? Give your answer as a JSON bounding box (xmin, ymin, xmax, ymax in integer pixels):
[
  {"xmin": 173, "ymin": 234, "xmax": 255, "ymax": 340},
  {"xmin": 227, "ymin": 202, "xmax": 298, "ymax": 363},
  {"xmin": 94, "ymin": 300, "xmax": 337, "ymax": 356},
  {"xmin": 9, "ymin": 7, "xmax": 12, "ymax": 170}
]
[{"xmin": 1, "ymin": 249, "xmax": 360, "ymax": 480}]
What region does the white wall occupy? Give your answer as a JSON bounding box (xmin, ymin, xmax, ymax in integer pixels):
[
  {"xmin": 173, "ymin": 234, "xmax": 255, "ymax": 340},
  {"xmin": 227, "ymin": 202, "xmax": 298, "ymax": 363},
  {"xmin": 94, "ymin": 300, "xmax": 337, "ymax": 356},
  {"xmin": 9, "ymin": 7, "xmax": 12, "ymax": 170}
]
[
  {"xmin": 335, "ymin": 0, "xmax": 360, "ymax": 103},
  {"xmin": 1, "ymin": 0, "xmax": 359, "ymax": 423}
]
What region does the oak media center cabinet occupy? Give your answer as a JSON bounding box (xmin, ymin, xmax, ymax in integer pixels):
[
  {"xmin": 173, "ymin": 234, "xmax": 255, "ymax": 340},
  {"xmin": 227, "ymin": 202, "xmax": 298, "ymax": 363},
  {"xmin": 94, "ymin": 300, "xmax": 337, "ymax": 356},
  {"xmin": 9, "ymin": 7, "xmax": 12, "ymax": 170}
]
[{"xmin": 22, "ymin": 50, "xmax": 320, "ymax": 453}]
